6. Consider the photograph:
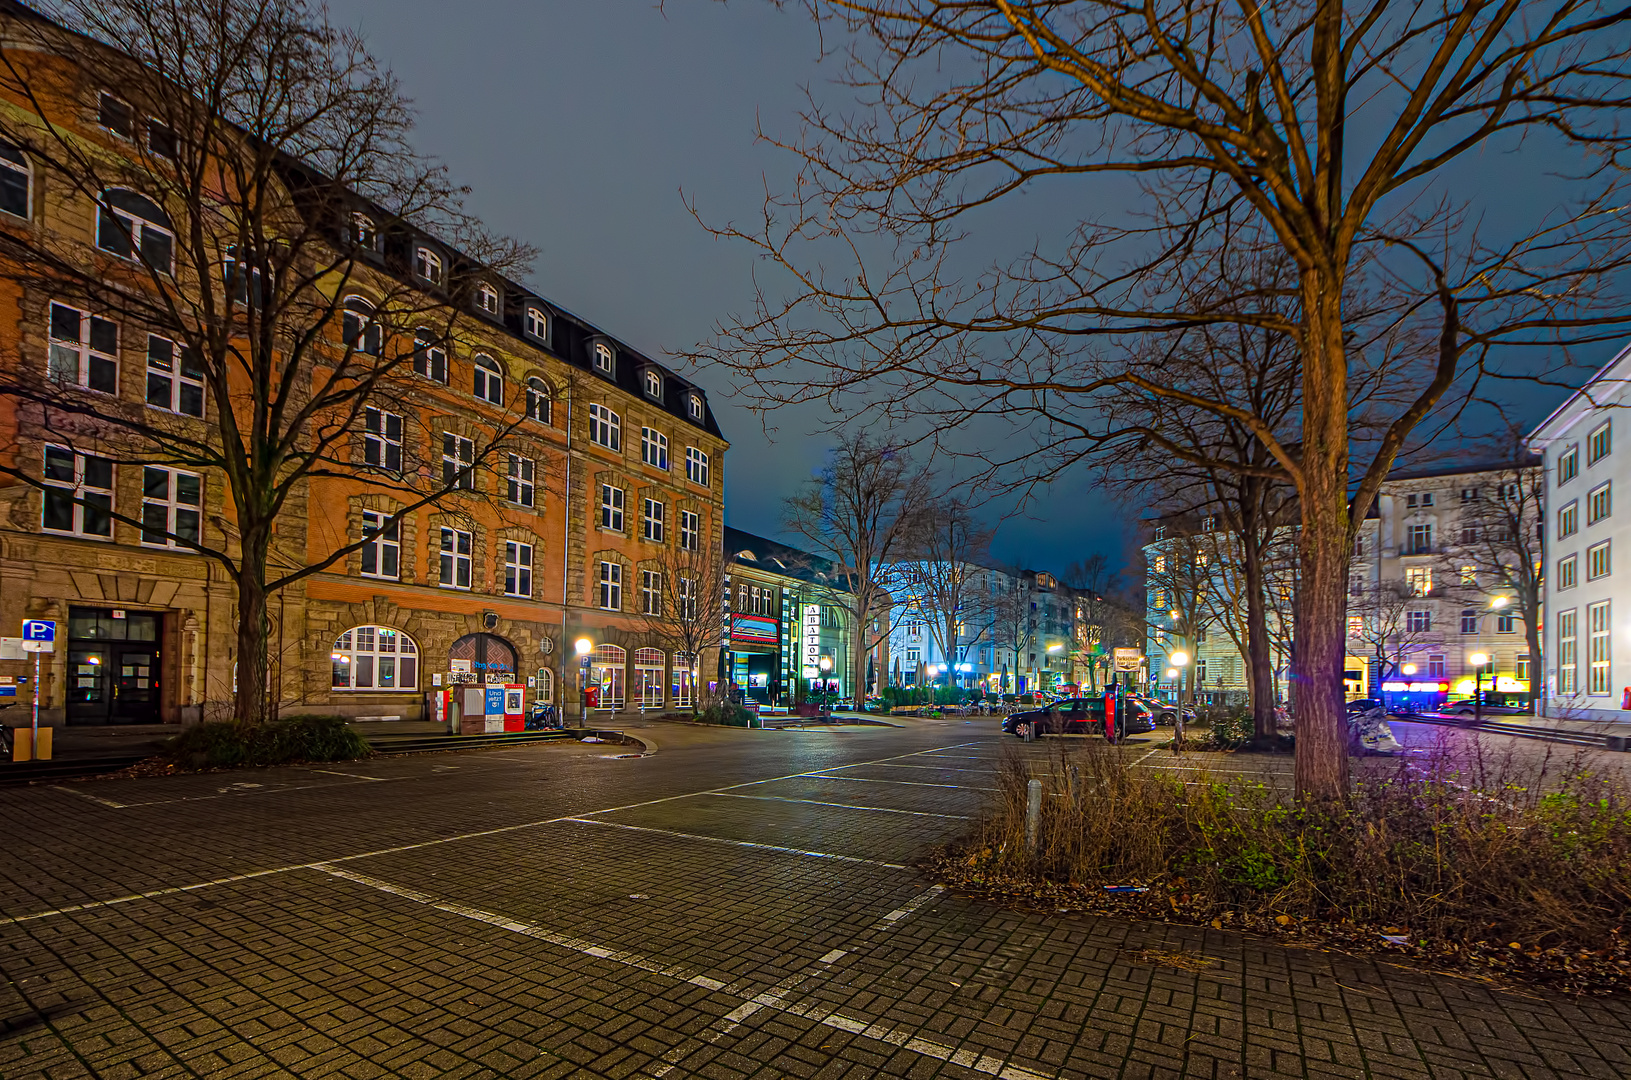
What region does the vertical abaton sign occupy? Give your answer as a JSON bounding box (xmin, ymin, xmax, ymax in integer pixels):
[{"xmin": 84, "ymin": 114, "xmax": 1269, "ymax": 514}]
[{"xmin": 801, "ymin": 604, "xmax": 821, "ymax": 679}]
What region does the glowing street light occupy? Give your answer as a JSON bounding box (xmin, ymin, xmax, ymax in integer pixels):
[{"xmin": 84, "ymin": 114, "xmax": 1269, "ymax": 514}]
[
  {"xmin": 574, "ymin": 637, "xmax": 593, "ymax": 656},
  {"xmin": 1401, "ymin": 663, "xmax": 1417, "ymax": 675},
  {"xmin": 1047, "ymin": 643, "xmax": 1064, "ymax": 653},
  {"xmin": 1490, "ymin": 595, "xmax": 1509, "ymax": 609},
  {"xmin": 1468, "ymin": 652, "xmax": 1491, "ymax": 725},
  {"xmin": 1170, "ymin": 651, "xmax": 1190, "ymax": 667}
]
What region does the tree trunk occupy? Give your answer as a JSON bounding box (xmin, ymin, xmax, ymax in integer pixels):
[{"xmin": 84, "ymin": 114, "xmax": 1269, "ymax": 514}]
[
  {"xmin": 234, "ymin": 535, "xmax": 271, "ymax": 728},
  {"xmin": 1293, "ymin": 294, "xmax": 1352, "ymax": 803},
  {"xmin": 850, "ymin": 599, "xmax": 871, "ymax": 709},
  {"xmin": 1523, "ymin": 603, "xmax": 1544, "ymax": 715},
  {"xmin": 1242, "ymin": 522, "xmax": 1277, "ymax": 746}
]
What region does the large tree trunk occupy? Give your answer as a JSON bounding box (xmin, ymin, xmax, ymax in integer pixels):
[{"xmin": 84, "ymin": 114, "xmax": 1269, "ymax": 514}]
[
  {"xmin": 1294, "ymin": 296, "xmax": 1352, "ymax": 803},
  {"xmin": 234, "ymin": 531, "xmax": 272, "ymax": 727},
  {"xmin": 850, "ymin": 599, "xmax": 871, "ymax": 708},
  {"xmin": 1523, "ymin": 600, "xmax": 1544, "ymax": 715},
  {"xmin": 1241, "ymin": 500, "xmax": 1277, "ymax": 745}
]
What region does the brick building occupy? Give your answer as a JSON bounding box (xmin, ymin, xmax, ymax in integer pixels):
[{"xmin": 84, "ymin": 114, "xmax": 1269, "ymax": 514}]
[{"xmin": 0, "ymin": 2, "xmax": 726, "ymax": 728}]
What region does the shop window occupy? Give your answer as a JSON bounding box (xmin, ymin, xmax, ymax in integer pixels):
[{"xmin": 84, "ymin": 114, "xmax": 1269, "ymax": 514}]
[{"xmin": 332, "ymin": 625, "xmax": 418, "ymax": 690}]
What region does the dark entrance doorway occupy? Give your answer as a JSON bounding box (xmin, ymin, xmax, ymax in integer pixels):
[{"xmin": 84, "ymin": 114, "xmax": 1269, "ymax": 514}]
[
  {"xmin": 449, "ymin": 633, "xmax": 517, "ymax": 682},
  {"xmin": 66, "ymin": 607, "xmax": 162, "ymax": 725}
]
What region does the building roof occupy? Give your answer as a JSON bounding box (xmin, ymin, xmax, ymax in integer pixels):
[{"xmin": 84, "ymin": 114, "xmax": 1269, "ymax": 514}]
[
  {"xmin": 724, "ymin": 526, "xmax": 850, "ymax": 591},
  {"xmin": 1383, "ymin": 455, "xmax": 1541, "ymax": 482},
  {"xmin": 1528, "ymin": 338, "xmax": 1631, "ymax": 448}
]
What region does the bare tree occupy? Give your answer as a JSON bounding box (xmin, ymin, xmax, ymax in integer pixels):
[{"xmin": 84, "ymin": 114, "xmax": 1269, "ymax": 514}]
[
  {"xmin": 1145, "ymin": 529, "xmax": 1217, "ymax": 706},
  {"xmin": 1347, "ymin": 579, "xmax": 1443, "ymax": 689},
  {"xmin": 890, "ymin": 496, "xmax": 994, "ymax": 684},
  {"xmin": 986, "ymin": 566, "xmax": 1036, "ymax": 694},
  {"xmin": 638, "ymin": 539, "xmax": 731, "ymax": 718},
  {"xmin": 783, "ymin": 432, "xmax": 932, "ymax": 705},
  {"xmin": 0, "ymin": 0, "xmax": 531, "ymax": 724},
  {"xmin": 692, "ymin": 0, "xmax": 1631, "ymax": 801}
]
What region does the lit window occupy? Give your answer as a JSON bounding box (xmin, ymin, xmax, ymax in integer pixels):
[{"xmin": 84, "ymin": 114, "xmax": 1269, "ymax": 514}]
[
  {"xmin": 360, "ymin": 511, "xmax": 399, "ymax": 579},
  {"xmin": 685, "ymin": 447, "xmax": 710, "ymax": 487},
  {"xmin": 1559, "ymin": 554, "xmax": 1578, "ymax": 590},
  {"xmin": 680, "ymin": 509, "xmax": 700, "ymax": 551},
  {"xmin": 1589, "ymin": 422, "xmax": 1612, "ymax": 465},
  {"xmin": 525, "ymin": 305, "xmax": 547, "ymax": 340},
  {"xmin": 599, "ymin": 561, "xmax": 622, "ymax": 610},
  {"xmin": 0, "ymin": 141, "xmax": 30, "ymax": 219},
  {"xmin": 1588, "ymin": 482, "xmax": 1611, "ymax": 525},
  {"xmin": 98, "ymin": 92, "xmax": 133, "ymax": 138},
  {"xmin": 505, "ymin": 541, "xmax": 533, "ymax": 598},
  {"xmin": 1459, "ymin": 565, "xmax": 1477, "ymax": 586},
  {"xmin": 41, "ymin": 446, "xmax": 112, "ymax": 538},
  {"xmin": 140, "ymin": 466, "xmax": 202, "ymax": 549},
  {"xmin": 507, "ymin": 455, "xmax": 534, "ymax": 507},
  {"xmin": 644, "ymin": 370, "xmax": 662, "ymax": 398},
  {"xmin": 589, "ymin": 403, "xmax": 621, "ymax": 450},
  {"xmin": 641, "ymin": 427, "xmax": 668, "ymax": 469},
  {"xmin": 472, "ymin": 354, "xmax": 502, "ymax": 405},
  {"xmin": 441, "ymin": 432, "xmax": 475, "ymax": 490},
  {"xmin": 331, "ymin": 626, "xmax": 418, "ymax": 690},
  {"xmin": 96, "ymin": 189, "xmax": 173, "ymax": 271},
  {"xmin": 641, "ymin": 569, "xmax": 662, "ymax": 615},
  {"xmin": 48, "ymin": 303, "xmax": 118, "ymax": 393},
  {"xmin": 600, "ymin": 484, "xmax": 625, "ymax": 531},
  {"xmin": 1516, "ymin": 654, "xmax": 1530, "ymax": 682},
  {"xmin": 413, "ymin": 329, "xmax": 447, "ymax": 383},
  {"xmin": 1559, "ymin": 500, "xmax": 1578, "ymax": 539},
  {"xmin": 1588, "ymin": 539, "xmax": 1611, "ymax": 580},
  {"xmin": 593, "ymin": 342, "xmax": 614, "ymax": 373},
  {"xmin": 475, "ymin": 282, "xmax": 500, "ymax": 316},
  {"xmin": 1559, "ymin": 446, "xmax": 1579, "ymax": 485},
  {"xmin": 1405, "ymin": 566, "xmax": 1432, "ymax": 596},
  {"xmin": 1588, "ymin": 601, "xmax": 1611, "ymax": 694},
  {"xmin": 342, "ymin": 297, "xmax": 381, "ymax": 355},
  {"xmin": 1558, "ymin": 609, "xmax": 1578, "ymax": 694},
  {"xmin": 364, "ymin": 408, "xmax": 403, "ymax": 472},
  {"xmin": 525, "ymin": 377, "xmax": 551, "ymax": 424},
  {"xmin": 643, "ymin": 498, "xmax": 665, "ymax": 542},
  {"xmin": 415, "ymin": 246, "xmax": 444, "ymax": 285},
  {"xmin": 145, "ymin": 335, "xmax": 204, "ymax": 416},
  {"xmin": 688, "ymin": 394, "xmax": 703, "ymax": 420},
  {"xmin": 439, "ymin": 527, "xmax": 472, "ymax": 589}
]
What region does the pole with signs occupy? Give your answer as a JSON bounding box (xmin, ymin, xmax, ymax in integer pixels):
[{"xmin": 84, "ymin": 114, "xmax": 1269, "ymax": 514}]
[{"xmin": 21, "ymin": 620, "xmax": 55, "ymax": 758}]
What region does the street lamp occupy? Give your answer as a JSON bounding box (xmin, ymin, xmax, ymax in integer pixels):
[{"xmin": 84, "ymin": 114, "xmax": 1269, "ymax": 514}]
[
  {"xmin": 1490, "ymin": 595, "xmax": 1509, "ymax": 609},
  {"xmin": 574, "ymin": 637, "xmax": 594, "ymax": 720},
  {"xmin": 1468, "ymin": 651, "xmax": 1491, "ymax": 725},
  {"xmin": 1402, "ymin": 662, "xmax": 1417, "ymax": 675},
  {"xmin": 1170, "ymin": 651, "xmax": 1190, "ymax": 705}
]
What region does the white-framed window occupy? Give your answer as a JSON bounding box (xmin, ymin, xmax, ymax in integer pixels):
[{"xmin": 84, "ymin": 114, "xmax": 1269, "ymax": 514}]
[
  {"xmin": 535, "ymin": 666, "xmax": 554, "ymax": 704},
  {"xmin": 475, "ymin": 282, "xmax": 500, "ymax": 316},
  {"xmin": 98, "ymin": 91, "xmax": 133, "ymax": 137},
  {"xmin": 442, "ymin": 432, "xmax": 474, "ymax": 490},
  {"xmin": 1406, "ymin": 523, "xmax": 1432, "ymax": 554},
  {"xmin": 96, "ymin": 189, "xmax": 173, "ymax": 271},
  {"xmin": 1427, "ymin": 654, "xmax": 1445, "ymax": 678},
  {"xmin": 685, "ymin": 447, "xmax": 710, "ymax": 487},
  {"xmin": 1588, "ymin": 540, "xmax": 1611, "ymax": 580},
  {"xmin": 598, "ymin": 561, "xmax": 622, "ymax": 610},
  {"xmin": 644, "ymin": 369, "xmax": 661, "ymax": 398},
  {"xmin": 1559, "ymin": 554, "xmax": 1578, "ymax": 590},
  {"xmin": 641, "ymin": 427, "xmax": 668, "ymax": 469},
  {"xmin": 364, "ymin": 407, "xmax": 402, "ymax": 472},
  {"xmin": 641, "ymin": 569, "xmax": 662, "ymax": 615},
  {"xmin": 1559, "ymin": 500, "xmax": 1578, "ymax": 539},
  {"xmin": 593, "ymin": 342, "xmax": 614, "ymax": 374},
  {"xmin": 145, "ymin": 335, "xmax": 204, "ymax": 416},
  {"xmin": 1460, "ymin": 609, "xmax": 1479, "ymax": 634},
  {"xmin": 1405, "ymin": 566, "xmax": 1432, "ymax": 596},
  {"xmin": 48, "ymin": 302, "xmax": 118, "ymax": 393},
  {"xmin": 1589, "ymin": 422, "xmax": 1612, "ymax": 465},
  {"xmin": 1589, "ymin": 482, "xmax": 1611, "ymax": 525},
  {"xmin": 1516, "ymin": 654, "xmax": 1530, "ymax": 682},
  {"xmin": 349, "ymin": 212, "xmax": 377, "ymax": 250},
  {"xmin": 1558, "ymin": 609, "xmax": 1578, "ymax": 694},
  {"xmin": 506, "ymin": 455, "xmax": 534, "ymax": 507},
  {"xmin": 42, "ymin": 446, "xmax": 112, "ymax": 538},
  {"xmin": 472, "ymin": 354, "xmax": 502, "ymax": 405},
  {"xmin": 1406, "ymin": 610, "xmax": 1431, "ymax": 633},
  {"xmin": 525, "ymin": 377, "xmax": 550, "ymax": 424},
  {"xmin": 342, "ymin": 297, "xmax": 381, "ymax": 355},
  {"xmin": 413, "ymin": 328, "xmax": 447, "ymax": 383},
  {"xmin": 1496, "ymin": 611, "xmax": 1515, "ymax": 634},
  {"xmin": 525, "ymin": 305, "xmax": 547, "ymax": 340},
  {"xmin": 438, "ymin": 527, "xmax": 472, "ymax": 589},
  {"xmin": 1559, "ymin": 445, "xmax": 1579, "ymax": 485},
  {"xmin": 415, "ymin": 245, "xmax": 444, "ymax": 286},
  {"xmin": 0, "ymin": 141, "xmax": 31, "ymax": 219},
  {"xmin": 1588, "ymin": 600, "xmax": 1611, "ymax": 694},
  {"xmin": 600, "ymin": 484, "xmax": 625, "ymax": 531},
  {"xmin": 141, "ymin": 466, "xmax": 201, "ymax": 549},
  {"xmin": 331, "ymin": 626, "xmax": 418, "ymax": 691},
  {"xmin": 1459, "ymin": 486, "xmax": 1479, "ymax": 502},
  {"xmin": 504, "ymin": 540, "xmax": 532, "ymax": 598},
  {"xmin": 589, "ymin": 404, "xmax": 621, "ymax": 450},
  {"xmin": 643, "ymin": 498, "xmax": 665, "ymax": 542},
  {"xmin": 688, "ymin": 394, "xmax": 703, "ymax": 421},
  {"xmin": 678, "ymin": 576, "xmax": 697, "ymax": 620},
  {"xmin": 360, "ymin": 510, "xmax": 400, "ymax": 579},
  {"xmin": 680, "ymin": 509, "xmax": 700, "ymax": 551}
]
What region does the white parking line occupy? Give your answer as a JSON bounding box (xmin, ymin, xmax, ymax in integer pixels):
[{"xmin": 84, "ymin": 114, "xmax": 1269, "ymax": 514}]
[
  {"xmin": 52, "ymin": 786, "xmax": 127, "ymax": 809},
  {"xmin": 563, "ymin": 817, "xmax": 908, "ymax": 869},
  {"xmin": 875, "ymin": 884, "xmax": 946, "ymax": 929},
  {"xmin": 803, "ymin": 775, "xmax": 999, "ymax": 793},
  {"xmin": 703, "ymin": 792, "xmax": 970, "ymax": 819},
  {"xmin": 822, "ymin": 762, "xmax": 996, "ymax": 774}
]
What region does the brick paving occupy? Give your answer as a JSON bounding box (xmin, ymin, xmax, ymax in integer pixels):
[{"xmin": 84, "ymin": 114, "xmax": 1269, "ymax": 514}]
[{"xmin": 0, "ymin": 721, "xmax": 1628, "ymax": 1079}]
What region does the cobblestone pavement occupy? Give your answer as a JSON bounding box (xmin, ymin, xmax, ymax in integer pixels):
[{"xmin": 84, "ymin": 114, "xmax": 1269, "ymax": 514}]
[{"xmin": 1, "ymin": 720, "xmax": 1629, "ymax": 1080}]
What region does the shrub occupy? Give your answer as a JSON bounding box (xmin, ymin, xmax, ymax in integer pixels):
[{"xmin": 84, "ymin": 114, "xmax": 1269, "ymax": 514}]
[
  {"xmin": 1197, "ymin": 706, "xmax": 1253, "ymax": 748},
  {"xmin": 699, "ymin": 701, "xmax": 755, "ymax": 727},
  {"xmin": 165, "ymin": 714, "xmax": 370, "ymax": 770}
]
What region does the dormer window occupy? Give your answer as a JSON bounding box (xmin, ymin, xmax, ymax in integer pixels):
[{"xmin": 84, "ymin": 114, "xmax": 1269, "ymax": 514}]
[
  {"xmin": 475, "ymin": 282, "xmax": 500, "ymax": 316},
  {"xmin": 414, "ymin": 245, "xmax": 444, "ymax": 286},
  {"xmin": 687, "ymin": 394, "xmax": 703, "ymax": 421},
  {"xmin": 644, "ymin": 370, "xmax": 661, "ymax": 398},
  {"xmin": 350, "ymin": 212, "xmax": 377, "ymax": 250},
  {"xmin": 524, "ymin": 305, "xmax": 547, "ymax": 341},
  {"xmin": 593, "ymin": 342, "xmax": 614, "ymax": 374}
]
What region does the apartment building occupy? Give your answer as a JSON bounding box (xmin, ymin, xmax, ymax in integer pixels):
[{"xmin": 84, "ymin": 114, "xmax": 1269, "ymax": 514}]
[
  {"xmin": 0, "ymin": 5, "xmax": 726, "ymax": 726},
  {"xmin": 1530, "ymin": 344, "xmax": 1631, "ymax": 721}
]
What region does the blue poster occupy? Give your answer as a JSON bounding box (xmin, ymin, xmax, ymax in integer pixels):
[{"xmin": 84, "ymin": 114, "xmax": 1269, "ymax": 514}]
[{"xmin": 485, "ymin": 686, "xmax": 506, "ymax": 717}]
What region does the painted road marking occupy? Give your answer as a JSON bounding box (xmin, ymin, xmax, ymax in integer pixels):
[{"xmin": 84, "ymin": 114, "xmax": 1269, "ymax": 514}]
[{"xmin": 703, "ymin": 792, "xmax": 970, "ymax": 819}]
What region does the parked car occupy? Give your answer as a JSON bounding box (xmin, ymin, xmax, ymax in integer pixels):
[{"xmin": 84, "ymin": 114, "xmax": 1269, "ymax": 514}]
[
  {"xmin": 1441, "ymin": 692, "xmax": 1531, "ymax": 716},
  {"xmin": 1001, "ymin": 696, "xmax": 1155, "ymax": 738},
  {"xmin": 1130, "ymin": 695, "xmax": 1195, "ymax": 726}
]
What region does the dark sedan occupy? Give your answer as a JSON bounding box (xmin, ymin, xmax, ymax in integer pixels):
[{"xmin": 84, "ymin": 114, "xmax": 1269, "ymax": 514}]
[{"xmin": 1001, "ymin": 696, "xmax": 1155, "ymax": 738}]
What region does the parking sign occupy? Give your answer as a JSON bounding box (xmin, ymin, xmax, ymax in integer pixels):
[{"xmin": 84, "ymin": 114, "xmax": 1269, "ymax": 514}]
[{"xmin": 21, "ymin": 620, "xmax": 54, "ymax": 642}]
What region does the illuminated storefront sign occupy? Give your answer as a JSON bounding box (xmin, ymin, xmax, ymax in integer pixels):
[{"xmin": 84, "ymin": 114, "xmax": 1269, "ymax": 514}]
[
  {"xmin": 802, "ymin": 604, "xmax": 821, "ymax": 678},
  {"xmin": 1380, "ymin": 681, "xmax": 1450, "ymax": 693},
  {"xmin": 731, "ymin": 615, "xmax": 780, "ymax": 645}
]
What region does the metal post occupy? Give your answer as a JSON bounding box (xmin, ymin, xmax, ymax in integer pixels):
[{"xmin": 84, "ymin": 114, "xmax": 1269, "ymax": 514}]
[
  {"xmin": 1474, "ymin": 666, "xmax": 1482, "ymax": 726},
  {"xmin": 31, "ymin": 650, "xmax": 39, "ymax": 749},
  {"xmin": 1025, "ymin": 778, "xmax": 1042, "ymax": 850}
]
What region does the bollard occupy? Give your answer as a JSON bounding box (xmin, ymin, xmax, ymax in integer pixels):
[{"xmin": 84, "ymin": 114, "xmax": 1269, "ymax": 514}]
[
  {"xmin": 1066, "ymin": 764, "xmax": 1078, "ymax": 804},
  {"xmin": 1025, "ymin": 778, "xmax": 1042, "ymax": 850}
]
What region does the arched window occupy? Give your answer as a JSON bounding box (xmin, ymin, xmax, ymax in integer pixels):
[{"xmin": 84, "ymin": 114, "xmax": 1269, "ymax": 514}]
[
  {"xmin": 688, "ymin": 394, "xmax": 703, "ymax": 421},
  {"xmin": 644, "ymin": 370, "xmax": 661, "ymax": 398},
  {"xmin": 475, "ymin": 282, "xmax": 500, "ymax": 315},
  {"xmin": 414, "ymin": 245, "xmax": 444, "ymax": 285},
  {"xmin": 473, "ymin": 353, "xmax": 502, "ymax": 404},
  {"xmin": 534, "ymin": 666, "xmax": 554, "ymax": 704},
  {"xmin": 593, "ymin": 341, "xmax": 614, "ymax": 374},
  {"xmin": 525, "ymin": 305, "xmax": 547, "ymax": 340},
  {"xmin": 97, "ymin": 189, "xmax": 173, "ymax": 271},
  {"xmin": 671, "ymin": 651, "xmax": 697, "ymax": 708},
  {"xmin": 590, "ymin": 644, "xmax": 626, "ymax": 711},
  {"xmin": 0, "ymin": 142, "xmax": 30, "ymax": 219},
  {"xmin": 342, "ymin": 297, "xmax": 381, "ymax": 355},
  {"xmin": 526, "ymin": 377, "xmax": 551, "ymax": 424},
  {"xmin": 332, "ymin": 625, "xmax": 419, "ymax": 690},
  {"xmin": 634, "ymin": 647, "xmax": 665, "ymax": 711},
  {"xmin": 589, "ymin": 403, "xmax": 620, "ymax": 450}
]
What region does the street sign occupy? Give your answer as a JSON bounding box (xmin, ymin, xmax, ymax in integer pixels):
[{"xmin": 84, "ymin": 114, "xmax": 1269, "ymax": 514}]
[
  {"xmin": 1113, "ymin": 647, "xmax": 1144, "ymax": 671},
  {"xmin": 21, "ymin": 620, "xmax": 55, "ymax": 642},
  {"xmin": 21, "ymin": 640, "xmax": 53, "ymax": 653}
]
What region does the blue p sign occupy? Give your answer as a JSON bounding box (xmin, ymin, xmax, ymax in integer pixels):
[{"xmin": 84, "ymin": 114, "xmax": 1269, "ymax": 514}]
[{"xmin": 21, "ymin": 620, "xmax": 55, "ymax": 642}]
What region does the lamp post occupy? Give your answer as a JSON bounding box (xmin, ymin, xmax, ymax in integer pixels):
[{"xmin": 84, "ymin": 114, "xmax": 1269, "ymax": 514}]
[{"xmin": 1468, "ymin": 651, "xmax": 1490, "ymax": 725}]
